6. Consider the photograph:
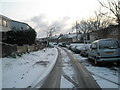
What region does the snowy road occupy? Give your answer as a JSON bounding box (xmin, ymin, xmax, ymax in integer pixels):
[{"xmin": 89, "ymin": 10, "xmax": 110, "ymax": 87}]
[
  {"xmin": 40, "ymin": 47, "xmax": 100, "ymax": 88},
  {"xmin": 3, "ymin": 46, "xmax": 118, "ymax": 89}
]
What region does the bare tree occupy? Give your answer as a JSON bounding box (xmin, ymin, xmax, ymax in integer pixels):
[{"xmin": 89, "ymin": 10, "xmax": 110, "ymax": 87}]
[
  {"xmin": 76, "ymin": 20, "xmax": 92, "ymax": 43},
  {"xmin": 75, "ymin": 10, "xmax": 113, "ymax": 42},
  {"xmin": 98, "ymin": 0, "xmax": 120, "ymax": 24},
  {"xmin": 46, "ymin": 27, "xmax": 56, "ymax": 37},
  {"xmin": 46, "ymin": 26, "xmax": 56, "ymax": 46},
  {"xmin": 88, "ymin": 10, "xmax": 113, "ymax": 39}
]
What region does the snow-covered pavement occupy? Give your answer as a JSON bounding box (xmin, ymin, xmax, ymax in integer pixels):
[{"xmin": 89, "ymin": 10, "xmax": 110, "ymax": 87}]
[
  {"xmin": 2, "ymin": 47, "xmax": 58, "ymax": 88},
  {"xmin": 66, "ymin": 48, "xmax": 120, "ymax": 88}
]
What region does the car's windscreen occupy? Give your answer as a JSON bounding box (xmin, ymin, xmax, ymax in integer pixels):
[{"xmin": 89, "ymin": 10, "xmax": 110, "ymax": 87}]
[{"xmin": 99, "ymin": 40, "xmax": 119, "ymax": 49}]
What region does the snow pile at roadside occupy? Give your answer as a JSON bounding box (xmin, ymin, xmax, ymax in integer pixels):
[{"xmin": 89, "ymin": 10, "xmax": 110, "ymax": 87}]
[{"xmin": 2, "ymin": 47, "xmax": 58, "ymax": 88}]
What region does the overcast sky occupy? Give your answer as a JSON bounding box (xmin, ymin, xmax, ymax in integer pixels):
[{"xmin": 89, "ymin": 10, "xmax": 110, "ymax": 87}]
[{"xmin": 0, "ymin": 0, "xmax": 101, "ymax": 38}]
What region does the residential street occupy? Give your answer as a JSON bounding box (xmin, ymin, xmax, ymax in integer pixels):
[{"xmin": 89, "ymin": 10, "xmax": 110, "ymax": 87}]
[
  {"xmin": 2, "ymin": 46, "xmax": 120, "ymax": 89},
  {"xmin": 40, "ymin": 47, "xmax": 100, "ymax": 88},
  {"xmin": 1, "ymin": 0, "xmax": 120, "ymax": 89}
]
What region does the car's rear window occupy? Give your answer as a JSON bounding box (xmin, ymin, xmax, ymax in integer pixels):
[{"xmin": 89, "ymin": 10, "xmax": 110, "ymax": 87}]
[{"xmin": 99, "ymin": 40, "xmax": 119, "ymax": 49}]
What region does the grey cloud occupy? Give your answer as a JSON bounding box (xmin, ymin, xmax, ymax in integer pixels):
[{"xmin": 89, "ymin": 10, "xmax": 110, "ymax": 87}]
[
  {"xmin": 30, "ymin": 14, "xmax": 49, "ymax": 29},
  {"xmin": 28, "ymin": 14, "xmax": 72, "ymax": 38}
]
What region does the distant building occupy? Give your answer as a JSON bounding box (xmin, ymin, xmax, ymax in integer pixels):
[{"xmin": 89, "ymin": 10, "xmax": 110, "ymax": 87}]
[{"xmin": 48, "ymin": 33, "xmax": 83, "ymax": 43}]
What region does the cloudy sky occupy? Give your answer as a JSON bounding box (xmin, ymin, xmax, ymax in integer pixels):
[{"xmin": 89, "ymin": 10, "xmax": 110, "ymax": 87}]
[{"xmin": 0, "ymin": 0, "xmax": 101, "ymax": 38}]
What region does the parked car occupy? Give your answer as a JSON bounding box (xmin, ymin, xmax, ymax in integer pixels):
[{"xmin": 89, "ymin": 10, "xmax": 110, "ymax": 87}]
[
  {"xmin": 80, "ymin": 44, "xmax": 91, "ymax": 57},
  {"xmin": 88, "ymin": 38, "xmax": 120, "ymax": 65},
  {"xmin": 70, "ymin": 44, "xmax": 84, "ymax": 53},
  {"xmin": 74, "ymin": 44, "xmax": 84, "ymax": 53},
  {"xmin": 53, "ymin": 42, "xmax": 58, "ymax": 45},
  {"xmin": 71, "ymin": 45, "xmax": 76, "ymax": 52},
  {"xmin": 68, "ymin": 44, "xmax": 76, "ymax": 50},
  {"xmin": 58, "ymin": 42, "xmax": 66, "ymax": 47},
  {"xmin": 66, "ymin": 44, "xmax": 70, "ymax": 49},
  {"xmin": 58, "ymin": 43, "xmax": 62, "ymax": 46}
]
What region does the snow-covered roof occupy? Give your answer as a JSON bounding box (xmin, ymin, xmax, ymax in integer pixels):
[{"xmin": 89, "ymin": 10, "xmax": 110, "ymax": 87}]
[
  {"xmin": 67, "ymin": 33, "xmax": 77, "ymax": 38},
  {"xmin": 50, "ymin": 35, "xmax": 60, "ymax": 39},
  {"xmin": 59, "ymin": 33, "xmax": 78, "ymax": 39}
]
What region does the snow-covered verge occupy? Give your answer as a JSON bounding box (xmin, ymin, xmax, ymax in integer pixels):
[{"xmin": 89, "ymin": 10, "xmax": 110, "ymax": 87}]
[
  {"xmin": 2, "ymin": 47, "xmax": 58, "ymax": 88},
  {"xmin": 66, "ymin": 48, "xmax": 120, "ymax": 88}
]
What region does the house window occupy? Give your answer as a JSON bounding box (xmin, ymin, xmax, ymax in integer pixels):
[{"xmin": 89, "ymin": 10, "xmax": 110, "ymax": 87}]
[{"xmin": 2, "ymin": 19, "xmax": 8, "ymax": 27}]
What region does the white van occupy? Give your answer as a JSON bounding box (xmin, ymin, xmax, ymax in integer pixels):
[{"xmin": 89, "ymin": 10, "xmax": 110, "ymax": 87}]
[{"xmin": 88, "ymin": 38, "xmax": 120, "ymax": 65}]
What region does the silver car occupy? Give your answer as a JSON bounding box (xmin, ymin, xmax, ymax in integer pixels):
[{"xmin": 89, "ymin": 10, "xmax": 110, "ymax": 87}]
[
  {"xmin": 80, "ymin": 44, "xmax": 91, "ymax": 57},
  {"xmin": 88, "ymin": 38, "xmax": 120, "ymax": 65}
]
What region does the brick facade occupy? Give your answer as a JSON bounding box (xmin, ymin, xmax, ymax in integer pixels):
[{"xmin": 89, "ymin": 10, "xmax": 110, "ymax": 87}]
[{"xmin": 90, "ymin": 25, "xmax": 120, "ymax": 42}]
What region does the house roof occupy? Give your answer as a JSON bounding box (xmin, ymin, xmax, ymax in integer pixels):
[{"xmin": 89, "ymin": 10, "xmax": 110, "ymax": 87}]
[
  {"xmin": 50, "ymin": 35, "xmax": 60, "ymax": 39},
  {"xmin": 0, "ymin": 14, "xmax": 32, "ymax": 29},
  {"xmin": 67, "ymin": 33, "xmax": 77, "ymax": 38},
  {"xmin": 0, "ymin": 14, "xmax": 11, "ymax": 21},
  {"xmin": 58, "ymin": 33, "xmax": 78, "ymax": 39}
]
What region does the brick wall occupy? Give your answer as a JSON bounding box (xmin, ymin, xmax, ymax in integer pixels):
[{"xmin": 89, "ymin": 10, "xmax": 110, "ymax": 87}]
[{"xmin": 90, "ymin": 25, "xmax": 120, "ymax": 41}]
